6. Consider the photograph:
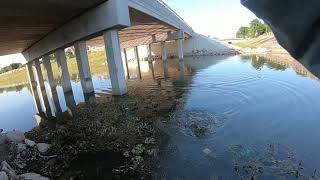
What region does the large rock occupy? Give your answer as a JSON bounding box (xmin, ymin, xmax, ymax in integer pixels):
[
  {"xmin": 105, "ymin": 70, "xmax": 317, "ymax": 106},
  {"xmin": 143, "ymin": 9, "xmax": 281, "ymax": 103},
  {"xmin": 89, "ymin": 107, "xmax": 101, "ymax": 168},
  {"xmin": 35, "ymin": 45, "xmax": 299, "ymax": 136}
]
[
  {"xmin": 0, "ymin": 136, "xmax": 5, "ymax": 145},
  {"xmin": 24, "ymin": 139, "xmax": 36, "ymax": 147},
  {"xmin": 1, "ymin": 161, "xmax": 16, "ymax": 178},
  {"xmin": 36, "ymin": 143, "xmax": 50, "ymax": 154},
  {"xmin": 5, "ymin": 131, "xmax": 25, "ymax": 143},
  {"xmin": 16, "ymin": 143, "xmax": 26, "ymax": 153},
  {"xmin": 19, "ymin": 173, "xmax": 50, "ymax": 180},
  {"xmin": 0, "ymin": 172, "xmax": 8, "ymax": 180}
]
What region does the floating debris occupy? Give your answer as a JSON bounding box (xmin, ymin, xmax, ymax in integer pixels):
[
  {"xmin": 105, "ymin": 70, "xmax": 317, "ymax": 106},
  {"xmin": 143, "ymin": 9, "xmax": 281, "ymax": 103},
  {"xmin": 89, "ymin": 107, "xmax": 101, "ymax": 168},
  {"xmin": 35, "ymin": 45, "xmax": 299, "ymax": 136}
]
[
  {"xmin": 229, "ymin": 142, "xmax": 319, "ymax": 179},
  {"xmin": 170, "ymin": 110, "xmax": 226, "ymax": 138}
]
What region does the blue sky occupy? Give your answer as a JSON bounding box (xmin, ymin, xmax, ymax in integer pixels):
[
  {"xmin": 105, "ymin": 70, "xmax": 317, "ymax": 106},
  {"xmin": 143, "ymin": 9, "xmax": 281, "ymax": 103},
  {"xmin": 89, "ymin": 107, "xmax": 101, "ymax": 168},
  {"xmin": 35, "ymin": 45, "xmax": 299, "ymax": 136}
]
[
  {"xmin": 0, "ymin": 0, "xmax": 257, "ymax": 66},
  {"xmin": 163, "ymin": 0, "xmax": 257, "ymax": 38}
]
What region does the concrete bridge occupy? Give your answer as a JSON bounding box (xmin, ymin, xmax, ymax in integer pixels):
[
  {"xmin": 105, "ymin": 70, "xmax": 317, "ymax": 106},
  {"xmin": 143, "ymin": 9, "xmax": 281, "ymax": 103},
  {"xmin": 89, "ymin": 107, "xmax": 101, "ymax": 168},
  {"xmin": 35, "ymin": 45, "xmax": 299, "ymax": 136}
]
[{"xmin": 0, "ymin": 0, "xmax": 234, "ymax": 117}]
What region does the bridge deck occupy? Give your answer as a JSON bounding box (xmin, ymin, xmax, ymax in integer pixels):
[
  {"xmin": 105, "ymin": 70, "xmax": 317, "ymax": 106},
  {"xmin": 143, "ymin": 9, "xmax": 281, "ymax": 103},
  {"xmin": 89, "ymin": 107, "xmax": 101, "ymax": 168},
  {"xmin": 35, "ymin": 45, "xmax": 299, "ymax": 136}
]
[{"xmin": 0, "ymin": 0, "xmax": 192, "ymax": 58}]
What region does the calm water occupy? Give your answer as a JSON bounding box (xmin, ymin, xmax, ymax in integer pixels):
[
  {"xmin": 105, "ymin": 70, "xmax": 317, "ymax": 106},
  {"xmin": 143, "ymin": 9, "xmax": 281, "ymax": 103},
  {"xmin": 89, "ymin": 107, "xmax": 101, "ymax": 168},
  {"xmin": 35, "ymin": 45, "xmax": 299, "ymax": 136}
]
[{"xmin": 1, "ymin": 55, "xmax": 320, "ymax": 179}]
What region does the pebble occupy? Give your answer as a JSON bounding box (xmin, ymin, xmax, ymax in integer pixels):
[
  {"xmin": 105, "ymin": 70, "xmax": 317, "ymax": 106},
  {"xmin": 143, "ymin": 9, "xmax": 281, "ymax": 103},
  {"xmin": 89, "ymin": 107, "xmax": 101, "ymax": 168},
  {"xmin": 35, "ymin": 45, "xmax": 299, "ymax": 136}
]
[
  {"xmin": 203, "ymin": 148, "xmax": 212, "ymax": 155},
  {"xmin": 19, "ymin": 173, "xmax": 50, "ymax": 180},
  {"xmin": 0, "ymin": 172, "xmax": 8, "ymax": 180},
  {"xmin": 36, "ymin": 143, "xmax": 50, "ymax": 154},
  {"xmin": 24, "ymin": 139, "xmax": 36, "ymax": 147},
  {"xmin": 5, "ymin": 131, "xmax": 25, "ymax": 143}
]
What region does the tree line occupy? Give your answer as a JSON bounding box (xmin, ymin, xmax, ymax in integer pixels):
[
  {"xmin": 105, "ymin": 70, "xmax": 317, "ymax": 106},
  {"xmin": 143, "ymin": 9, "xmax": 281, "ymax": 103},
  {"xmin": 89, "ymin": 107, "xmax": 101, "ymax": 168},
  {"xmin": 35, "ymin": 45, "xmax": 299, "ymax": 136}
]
[
  {"xmin": 236, "ymin": 19, "xmax": 272, "ymax": 38},
  {"xmin": 0, "ymin": 63, "xmax": 23, "ymax": 74}
]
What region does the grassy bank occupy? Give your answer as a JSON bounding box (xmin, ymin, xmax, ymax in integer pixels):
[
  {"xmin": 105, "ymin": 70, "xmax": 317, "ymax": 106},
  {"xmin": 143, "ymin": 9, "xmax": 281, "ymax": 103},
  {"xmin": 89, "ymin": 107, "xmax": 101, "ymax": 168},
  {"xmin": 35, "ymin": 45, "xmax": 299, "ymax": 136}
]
[
  {"xmin": 0, "ymin": 51, "xmax": 108, "ymax": 88},
  {"xmin": 9, "ymin": 78, "xmax": 182, "ymax": 179}
]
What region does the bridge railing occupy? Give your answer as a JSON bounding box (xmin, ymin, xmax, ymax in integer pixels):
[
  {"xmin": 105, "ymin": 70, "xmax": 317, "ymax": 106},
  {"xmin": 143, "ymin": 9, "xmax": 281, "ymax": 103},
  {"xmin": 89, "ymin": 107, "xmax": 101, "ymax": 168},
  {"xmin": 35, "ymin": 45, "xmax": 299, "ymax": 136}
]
[
  {"xmin": 156, "ymin": 0, "xmax": 193, "ymax": 31},
  {"xmin": 129, "ymin": 0, "xmax": 194, "ymax": 35}
]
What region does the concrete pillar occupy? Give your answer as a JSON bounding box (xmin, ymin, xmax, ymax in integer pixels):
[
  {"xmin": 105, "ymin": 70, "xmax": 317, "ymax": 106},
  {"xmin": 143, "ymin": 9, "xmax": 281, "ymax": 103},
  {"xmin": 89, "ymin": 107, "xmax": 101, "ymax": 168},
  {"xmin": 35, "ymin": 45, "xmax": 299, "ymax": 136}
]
[
  {"xmin": 147, "ymin": 44, "xmax": 154, "ymax": 77},
  {"xmin": 163, "ymin": 60, "xmax": 169, "ymax": 78},
  {"xmin": 161, "ymin": 42, "xmax": 168, "ymax": 61},
  {"xmin": 64, "ymin": 91, "xmax": 77, "ymax": 117},
  {"xmin": 55, "ymin": 49, "xmax": 72, "ymax": 93},
  {"xmin": 123, "ymin": 48, "xmax": 130, "ymax": 79},
  {"xmin": 103, "ymin": 29, "xmax": 127, "ymax": 95},
  {"xmin": 84, "ymin": 93, "xmax": 97, "ymax": 105},
  {"xmin": 177, "ymin": 39, "xmax": 184, "ymax": 60},
  {"xmin": 179, "ymin": 60, "xmax": 185, "ymax": 82},
  {"xmin": 74, "ymin": 41, "xmax": 94, "ymax": 94},
  {"xmin": 26, "ymin": 63, "xmax": 44, "ymax": 115},
  {"xmin": 34, "ymin": 59, "xmax": 52, "ymax": 117},
  {"xmin": 134, "ymin": 46, "xmax": 142, "ymax": 80},
  {"xmin": 147, "ymin": 44, "xmax": 152, "ymax": 62},
  {"xmin": 43, "ymin": 55, "xmax": 62, "ymax": 115}
]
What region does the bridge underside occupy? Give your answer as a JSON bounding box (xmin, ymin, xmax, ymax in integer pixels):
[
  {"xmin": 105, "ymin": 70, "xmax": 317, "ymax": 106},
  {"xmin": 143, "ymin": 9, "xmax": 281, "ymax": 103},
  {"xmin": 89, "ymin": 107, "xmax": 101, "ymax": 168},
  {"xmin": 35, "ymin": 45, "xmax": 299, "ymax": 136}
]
[
  {"xmin": 89, "ymin": 8, "xmax": 190, "ymax": 49},
  {"xmin": 0, "ymin": 1, "xmax": 183, "ymax": 57}
]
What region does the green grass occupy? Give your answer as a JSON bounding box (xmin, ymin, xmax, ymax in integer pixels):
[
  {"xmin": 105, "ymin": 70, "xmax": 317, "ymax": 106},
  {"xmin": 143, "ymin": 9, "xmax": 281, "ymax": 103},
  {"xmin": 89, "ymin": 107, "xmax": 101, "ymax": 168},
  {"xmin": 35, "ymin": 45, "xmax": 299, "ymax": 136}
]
[{"xmin": 0, "ymin": 51, "xmax": 108, "ymax": 87}]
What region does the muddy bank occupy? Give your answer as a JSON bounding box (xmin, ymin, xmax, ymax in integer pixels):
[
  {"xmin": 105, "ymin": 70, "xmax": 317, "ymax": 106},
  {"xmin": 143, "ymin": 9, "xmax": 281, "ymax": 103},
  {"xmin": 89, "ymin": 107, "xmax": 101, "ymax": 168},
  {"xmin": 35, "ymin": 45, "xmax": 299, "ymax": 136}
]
[{"xmin": 0, "ymin": 78, "xmax": 184, "ymax": 179}]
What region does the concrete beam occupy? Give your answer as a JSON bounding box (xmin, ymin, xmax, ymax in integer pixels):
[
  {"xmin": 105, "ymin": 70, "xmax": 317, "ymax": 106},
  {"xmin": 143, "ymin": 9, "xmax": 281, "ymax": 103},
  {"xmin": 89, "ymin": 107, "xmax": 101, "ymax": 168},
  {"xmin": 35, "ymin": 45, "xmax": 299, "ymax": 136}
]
[
  {"xmin": 123, "ymin": 48, "xmax": 130, "ymax": 79},
  {"xmin": 74, "ymin": 41, "xmax": 94, "ymax": 94},
  {"xmin": 167, "ymin": 30, "xmax": 184, "ymax": 41},
  {"xmin": 43, "ymin": 55, "xmax": 62, "ymax": 115},
  {"xmin": 34, "ymin": 59, "xmax": 52, "ymax": 117},
  {"xmin": 55, "ymin": 49, "xmax": 72, "ymax": 93},
  {"xmin": 23, "ymin": 0, "xmax": 130, "ymax": 62},
  {"xmin": 103, "ymin": 29, "xmax": 127, "ymax": 95},
  {"xmin": 26, "ymin": 63, "xmax": 44, "ymax": 115},
  {"xmin": 134, "ymin": 46, "xmax": 142, "ymax": 80}
]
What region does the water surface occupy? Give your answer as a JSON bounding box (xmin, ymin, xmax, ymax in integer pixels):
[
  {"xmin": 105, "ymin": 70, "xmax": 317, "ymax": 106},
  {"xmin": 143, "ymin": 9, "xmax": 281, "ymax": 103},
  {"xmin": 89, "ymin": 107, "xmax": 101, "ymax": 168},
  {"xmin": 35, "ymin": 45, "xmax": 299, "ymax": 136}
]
[{"xmin": 1, "ymin": 55, "xmax": 320, "ymax": 179}]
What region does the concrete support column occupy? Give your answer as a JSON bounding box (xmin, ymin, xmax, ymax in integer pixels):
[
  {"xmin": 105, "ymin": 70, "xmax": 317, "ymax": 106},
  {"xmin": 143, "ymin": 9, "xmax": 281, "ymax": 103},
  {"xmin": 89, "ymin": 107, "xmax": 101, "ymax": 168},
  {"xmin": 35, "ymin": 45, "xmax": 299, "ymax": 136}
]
[
  {"xmin": 177, "ymin": 39, "xmax": 184, "ymax": 60},
  {"xmin": 43, "ymin": 55, "xmax": 62, "ymax": 115},
  {"xmin": 123, "ymin": 48, "xmax": 130, "ymax": 79},
  {"xmin": 147, "ymin": 44, "xmax": 152, "ymax": 62},
  {"xmin": 161, "ymin": 42, "xmax": 168, "ymax": 61},
  {"xmin": 55, "ymin": 49, "xmax": 72, "ymax": 93},
  {"xmin": 147, "ymin": 43, "xmax": 154, "ymax": 77},
  {"xmin": 134, "ymin": 46, "xmax": 142, "ymax": 80},
  {"xmin": 26, "ymin": 63, "xmax": 43, "ymax": 115},
  {"xmin": 74, "ymin": 41, "xmax": 94, "ymax": 94},
  {"xmin": 34, "ymin": 59, "xmax": 52, "ymax": 117},
  {"xmin": 103, "ymin": 29, "xmax": 127, "ymax": 95},
  {"xmin": 163, "ymin": 60, "xmax": 169, "ymax": 78}
]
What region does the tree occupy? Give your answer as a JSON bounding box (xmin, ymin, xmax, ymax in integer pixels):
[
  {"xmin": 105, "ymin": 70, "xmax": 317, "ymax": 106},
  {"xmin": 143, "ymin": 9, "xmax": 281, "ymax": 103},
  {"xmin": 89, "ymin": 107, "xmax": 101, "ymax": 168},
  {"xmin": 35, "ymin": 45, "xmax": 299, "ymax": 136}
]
[
  {"xmin": 249, "ymin": 19, "xmax": 266, "ymax": 37},
  {"xmin": 236, "ymin": 26, "xmax": 250, "ymax": 38},
  {"xmin": 236, "ymin": 19, "xmax": 272, "ymax": 38},
  {"xmin": 0, "ymin": 63, "xmax": 23, "ymax": 74}
]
